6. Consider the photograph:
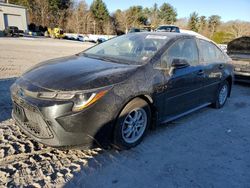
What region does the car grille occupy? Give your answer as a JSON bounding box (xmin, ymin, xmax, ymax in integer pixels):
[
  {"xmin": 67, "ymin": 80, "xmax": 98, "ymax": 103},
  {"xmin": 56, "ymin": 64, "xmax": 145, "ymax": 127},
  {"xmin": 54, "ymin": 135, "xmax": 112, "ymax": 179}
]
[
  {"xmin": 233, "ymin": 60, "xmax": 250, "ymax": 73},
  {"xmin": 12, "ymin": 95, "xmax": 53, "ymax": 139}
]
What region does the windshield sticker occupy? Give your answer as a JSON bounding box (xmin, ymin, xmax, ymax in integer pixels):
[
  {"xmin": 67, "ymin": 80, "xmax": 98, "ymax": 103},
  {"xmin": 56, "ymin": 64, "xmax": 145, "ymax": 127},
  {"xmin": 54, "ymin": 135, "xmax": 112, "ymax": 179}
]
[{"xmin": 146, "ymin": 35, "xmax": 168, "ymax": 40}]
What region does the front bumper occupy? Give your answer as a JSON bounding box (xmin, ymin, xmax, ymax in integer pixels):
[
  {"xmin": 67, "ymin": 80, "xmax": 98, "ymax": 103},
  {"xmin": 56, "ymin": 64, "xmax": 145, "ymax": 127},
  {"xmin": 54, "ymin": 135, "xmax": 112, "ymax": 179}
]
[
  {"xmin": 232, "ymin": 60, "xmax": 250, "ymax": 83},
  {"xmin": 11, "ymin": 87, "xmax": 115, "ymax": 148},
  {"xmin": 234, "ymin": 71, "xmax": 250, "ymax": 83}
]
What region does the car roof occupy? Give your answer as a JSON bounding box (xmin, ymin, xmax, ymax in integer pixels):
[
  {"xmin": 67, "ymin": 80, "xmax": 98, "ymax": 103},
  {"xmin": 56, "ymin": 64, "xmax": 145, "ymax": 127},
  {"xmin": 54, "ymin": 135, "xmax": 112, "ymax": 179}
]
[
  {"xmin": 128, "ymin": 31, "xmax": 204, "ymax": 40},
  {"xmin": 179, "ymin": 29, "xmax": 212, "ymax": 41},
  {"xmin": 126, "ymin": 31, "xmax": 225, "ymax": 54}
]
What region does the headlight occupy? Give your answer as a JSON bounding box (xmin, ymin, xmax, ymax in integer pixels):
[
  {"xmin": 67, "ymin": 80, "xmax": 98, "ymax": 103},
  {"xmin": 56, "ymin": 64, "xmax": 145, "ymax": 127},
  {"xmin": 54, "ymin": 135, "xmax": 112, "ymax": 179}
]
[
  {"xmin": 37, "ymin": 88, "xmax": 110, "ymax": 112},
  {"xmin": 37, "ymin": 92, "xmax": 57, "ymax": 99},
  {"xmin": 72, "ymin": 90, "xmax": 108, "ymax": 112}
]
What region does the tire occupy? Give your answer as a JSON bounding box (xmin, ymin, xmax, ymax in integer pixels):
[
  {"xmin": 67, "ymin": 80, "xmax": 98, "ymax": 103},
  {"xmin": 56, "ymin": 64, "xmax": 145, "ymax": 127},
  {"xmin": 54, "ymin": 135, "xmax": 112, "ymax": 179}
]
[
  {"xmin": 212, "ymin": 80, "xmax": 230, "ymax": 109},
  {"xmin": 113, "ymin": 98, "xmax": 151, "ymax": 150}
]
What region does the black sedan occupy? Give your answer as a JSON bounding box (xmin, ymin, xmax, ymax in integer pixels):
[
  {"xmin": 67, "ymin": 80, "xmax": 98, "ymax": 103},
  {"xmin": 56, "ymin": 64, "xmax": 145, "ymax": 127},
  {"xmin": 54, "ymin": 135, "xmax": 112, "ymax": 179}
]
[{"xmin": 11, "ymin": 32, "xmax": 234, "ymax": 149}]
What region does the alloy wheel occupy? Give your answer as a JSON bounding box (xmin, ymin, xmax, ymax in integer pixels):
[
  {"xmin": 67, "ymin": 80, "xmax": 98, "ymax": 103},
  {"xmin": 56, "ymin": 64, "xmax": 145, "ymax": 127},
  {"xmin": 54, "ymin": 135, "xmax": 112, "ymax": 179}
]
[
  {"xmin": 219, "ymin": 84, "xmax": 228, "ymax": 105},
  {"xmin": 121, "ymin": 108, "xmax": 147, "ymax": 144}
]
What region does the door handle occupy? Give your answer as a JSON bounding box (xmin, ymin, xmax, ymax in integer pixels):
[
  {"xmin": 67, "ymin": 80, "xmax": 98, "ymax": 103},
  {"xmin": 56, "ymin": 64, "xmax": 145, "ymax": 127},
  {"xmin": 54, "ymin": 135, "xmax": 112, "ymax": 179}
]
[
  {"xmin": 197, "ymin": 69, "xmax": 204, "ymax": 76},
  {"xmin": 219, "ymin": 64, "xmax": 224, "ymax": 69}
]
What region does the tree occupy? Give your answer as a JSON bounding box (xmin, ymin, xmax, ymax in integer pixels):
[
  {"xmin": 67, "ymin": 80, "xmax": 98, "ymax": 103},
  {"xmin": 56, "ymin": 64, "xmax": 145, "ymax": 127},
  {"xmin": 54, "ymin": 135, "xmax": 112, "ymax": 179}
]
[
  {"xmin": 147, "ymin": 3, "xmax": 160, "ymax": 28},
  {"xmin": 66, "ymin": 0, "xmax": 89, "ymax": 33},
  {"xmin": 175, "ymin": 18, "xmax": 188, "ymax": 29},
  {"xmin": 29, "ymin": 0, "xmax": 50, "ymax": 27},
  {"xmin": 113, "ymin": 9, "xmax": 128, "ymax": 34},
  {"xmin": 113, "ymin": 6, "xmax": 148, "ymax": 33},
  {"xmin": 229, "ymin": 21, "xmax": 250, "ymax": 38},
  {"xmin": 90, "ymin": 0, "xmax": 110, "ymax": 34},
  {"xmin": 188, "ymin": 12, "xmax": 199, "ymax": 32},
  {"xmin": 198, "ymin": 16, "xmax": 207, "ymax": 32},
  {"xmin": 158, "ymin": 3, "xmax": 177, "ymax": 24},
  {"xmin": 9, "ymin": 0, "xmax": 30, "ymax": 7},
  {"xmin": 208, "ymin": 15, "xmax": 221, "ymax": 38},
  {"xmin": 211, "ymin": 31, "xmax": 233, "ymax": 44},
  {"xmin": 126, "ymin": 6, "xmax": 147, "ymax": 27},
  {"xmin": 9, "ymin": 0, "xmax": 72, "ymax": 28}
]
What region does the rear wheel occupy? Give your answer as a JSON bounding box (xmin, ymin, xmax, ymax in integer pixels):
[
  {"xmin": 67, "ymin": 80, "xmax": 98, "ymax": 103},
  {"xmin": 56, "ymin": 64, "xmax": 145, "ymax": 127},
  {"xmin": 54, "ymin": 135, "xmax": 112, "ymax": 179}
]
[
  {"xmin": 113, "ymin": 98, "xmax": 151, "ymax": 150},
  {"xmin": 212, "ymin": 80, "xmax": 229, "ymax": 109}
]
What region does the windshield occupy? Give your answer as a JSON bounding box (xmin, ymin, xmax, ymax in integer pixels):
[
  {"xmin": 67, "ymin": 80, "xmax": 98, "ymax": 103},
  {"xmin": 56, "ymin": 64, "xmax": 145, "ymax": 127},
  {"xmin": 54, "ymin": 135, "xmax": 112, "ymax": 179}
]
[{"xmin": 83, "ymin": 33, "xmax": 169, "ymax": 65}]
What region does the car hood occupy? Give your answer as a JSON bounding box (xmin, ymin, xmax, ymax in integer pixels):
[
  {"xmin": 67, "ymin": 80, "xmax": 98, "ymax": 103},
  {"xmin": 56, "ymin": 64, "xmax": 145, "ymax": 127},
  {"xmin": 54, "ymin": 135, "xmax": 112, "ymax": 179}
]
[{"xmin": 20, "ymin": 55, "xmax": 139, "ymax": 91}]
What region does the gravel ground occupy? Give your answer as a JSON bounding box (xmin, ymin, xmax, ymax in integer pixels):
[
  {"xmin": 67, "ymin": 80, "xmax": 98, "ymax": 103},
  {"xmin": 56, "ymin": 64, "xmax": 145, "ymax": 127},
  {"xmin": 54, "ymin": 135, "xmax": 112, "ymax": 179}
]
[
  {"xmin": 0, "ymin": 37, "xmax": 93, "ymax": 79},
  {"xmin": 0, "ymin": 38, "xmax": 250, "ymax": 187}
]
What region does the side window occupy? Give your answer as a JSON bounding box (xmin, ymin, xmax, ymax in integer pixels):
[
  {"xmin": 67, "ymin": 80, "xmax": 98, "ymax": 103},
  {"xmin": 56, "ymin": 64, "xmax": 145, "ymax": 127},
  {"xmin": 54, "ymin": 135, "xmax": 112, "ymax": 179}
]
[
  {"xmin": 213, "ymin": 44, "xmax": 225, "ymax": 61},
  {"xmin": 199, "ymin": 39, "xmax": 225, "ymax": 63},
  {"xmin": 161, "ymin": 38, "xmax": 199, "ymax": 68}
]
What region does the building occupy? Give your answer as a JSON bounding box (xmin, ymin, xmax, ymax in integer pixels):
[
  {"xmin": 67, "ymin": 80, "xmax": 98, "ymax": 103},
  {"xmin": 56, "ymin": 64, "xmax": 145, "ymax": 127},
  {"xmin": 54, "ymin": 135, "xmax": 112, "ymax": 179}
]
[{"xmin": 0, "ymin": 1, "xmax": 28, "ymax": 35}]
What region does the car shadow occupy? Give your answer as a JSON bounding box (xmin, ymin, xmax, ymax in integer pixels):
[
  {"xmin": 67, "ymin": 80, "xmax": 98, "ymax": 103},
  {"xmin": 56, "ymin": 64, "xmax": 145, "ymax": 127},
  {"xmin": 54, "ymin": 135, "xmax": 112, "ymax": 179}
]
[
  {"xmin": 64, "ymin": 107, "xmax": 213, "ymax": 188},
  {"xmin": 0, "ymin": 77, "xmax": 16, "ymax": 122},
  {"xmin": 234, "ymin": 81, "xmax": 250, "ymax": 87}
]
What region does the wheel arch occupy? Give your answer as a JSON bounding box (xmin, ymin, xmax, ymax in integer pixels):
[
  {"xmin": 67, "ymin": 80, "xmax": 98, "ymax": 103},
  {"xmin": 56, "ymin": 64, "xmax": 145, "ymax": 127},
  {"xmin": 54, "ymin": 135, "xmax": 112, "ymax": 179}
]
[
  {"xmin": 112, "ymin": 94, "xmax": 157, "ymax": 136},
  {"xmin": 225, "ymin": 76, "xmax": 233, "ymax": 97},
  {"xmin": 129, "ymin": 95, "xmax": 157, "ymax": 128}
]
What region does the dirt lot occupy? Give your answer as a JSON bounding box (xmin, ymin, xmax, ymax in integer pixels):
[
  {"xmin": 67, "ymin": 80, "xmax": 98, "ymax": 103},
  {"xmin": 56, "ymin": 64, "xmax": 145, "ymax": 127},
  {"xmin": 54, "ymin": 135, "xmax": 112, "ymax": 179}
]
[
  {"xmin": 0, "ymin": 38, "xmax": 250, "ymax": 187},
  {"xmin": 0, "ymin": 37, "xmax": 93, "ymax": 79}
]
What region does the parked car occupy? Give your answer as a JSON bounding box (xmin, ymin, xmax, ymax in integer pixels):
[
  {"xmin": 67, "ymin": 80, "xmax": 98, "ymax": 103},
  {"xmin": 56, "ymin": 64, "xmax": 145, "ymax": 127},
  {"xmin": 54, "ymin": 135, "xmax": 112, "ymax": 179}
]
[
  {"xmin": 155, "ymin": 25, "xmax": 180, "ymax": 33},
  {"xmin": 97, "ymin": 38, "xmax": 106, "ymax": 43},
  {"xmin": 128, "ymin": 27, "xmax": 142, "ymax": 33},
  {"xmin": 18, "ymin": 30, "xmax": 24, "ymax": 37},
  {"xmin": 4, "ymin": 26, "xmax": 20, "ymax": 37},
  {"xmin": 77, "ymin": 35, "xmax": 84, "ymax": 42},
  {"xmin": 11, "ymin": 32, "xmax": 233, "ymax": 150},
  {"xmin": 128, "ymin": 27, "xmax": 152, "ymax": 33},
  {"xmin": 227, "ymin": 36, "xmax": 250, "ymax": 83}
]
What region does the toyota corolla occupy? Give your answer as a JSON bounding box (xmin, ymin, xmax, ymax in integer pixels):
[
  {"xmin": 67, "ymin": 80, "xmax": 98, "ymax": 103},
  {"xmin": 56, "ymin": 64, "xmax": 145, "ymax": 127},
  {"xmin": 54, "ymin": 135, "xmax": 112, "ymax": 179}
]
[{"xmin": 11, "ymin": 32, "xmax": 234, "ymax": 149}]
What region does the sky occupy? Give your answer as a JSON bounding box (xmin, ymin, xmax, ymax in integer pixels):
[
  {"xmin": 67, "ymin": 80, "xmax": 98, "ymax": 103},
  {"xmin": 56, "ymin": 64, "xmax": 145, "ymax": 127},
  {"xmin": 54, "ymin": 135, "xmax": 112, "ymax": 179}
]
[{"xmin": 78, "ymin": 0, "xmax": 250, "ymax": 22}]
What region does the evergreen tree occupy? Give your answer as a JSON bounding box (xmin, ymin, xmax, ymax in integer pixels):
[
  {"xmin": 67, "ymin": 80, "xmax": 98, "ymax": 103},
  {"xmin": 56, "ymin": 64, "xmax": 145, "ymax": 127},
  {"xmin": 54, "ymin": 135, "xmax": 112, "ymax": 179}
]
[
  {"xmin": 158, "ymin": 3, "xmax": 177, "ymax": 24},
  {"xmin": 90, "ymin": 0, "xmax": 110, "ymax": 34},
  {"xmin": 188, "ymin": 12, "xmax": 199, "ymax": 32}
]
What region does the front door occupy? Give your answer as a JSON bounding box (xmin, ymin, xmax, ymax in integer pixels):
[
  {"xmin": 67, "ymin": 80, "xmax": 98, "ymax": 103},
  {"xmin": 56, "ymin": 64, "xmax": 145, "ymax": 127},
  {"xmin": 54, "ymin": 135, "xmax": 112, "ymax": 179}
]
[{"xmin": 157, "ymin": 37, "xmax": 205, "ymax": 121}]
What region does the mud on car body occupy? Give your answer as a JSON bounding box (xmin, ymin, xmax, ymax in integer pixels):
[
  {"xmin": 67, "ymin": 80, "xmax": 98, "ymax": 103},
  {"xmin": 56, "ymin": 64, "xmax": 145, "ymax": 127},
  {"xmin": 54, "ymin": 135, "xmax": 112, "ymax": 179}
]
[
  {"xmin": 11, "ymin": 32, "xmax": 234, "ymax": 150},
  {"xmin": 227, "ymin": 36, "xmax": 250, "ymax": 83}
]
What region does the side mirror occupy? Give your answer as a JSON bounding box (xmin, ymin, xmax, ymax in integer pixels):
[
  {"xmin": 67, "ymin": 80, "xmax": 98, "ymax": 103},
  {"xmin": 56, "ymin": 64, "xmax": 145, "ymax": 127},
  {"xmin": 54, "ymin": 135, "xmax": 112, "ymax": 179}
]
[{"xmin": 171, "ymin": 58, "xmax": 190, "ymax": 69}]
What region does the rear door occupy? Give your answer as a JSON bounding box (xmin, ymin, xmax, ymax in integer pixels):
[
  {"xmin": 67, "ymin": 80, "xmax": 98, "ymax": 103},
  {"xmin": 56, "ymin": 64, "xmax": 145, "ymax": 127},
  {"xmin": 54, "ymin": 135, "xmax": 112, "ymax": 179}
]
[
  {"xmin": 197, "ymin": 39, "xmax": 226, "ymax": 103},
  {"xmin": 156, "ymin": 37, "xmax": 205, "ymax": 121}
]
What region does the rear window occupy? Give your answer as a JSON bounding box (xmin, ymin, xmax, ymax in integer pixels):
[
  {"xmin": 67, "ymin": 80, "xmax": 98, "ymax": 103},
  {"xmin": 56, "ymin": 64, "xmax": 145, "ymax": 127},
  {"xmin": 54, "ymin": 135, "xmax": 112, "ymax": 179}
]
[
  {"xmin": 227, "ymin": 37, "xmax": 250, "ymax": 54},
  {"xmin": 156, "ymin": 26, "xmax": 180, "ymax": 33}
]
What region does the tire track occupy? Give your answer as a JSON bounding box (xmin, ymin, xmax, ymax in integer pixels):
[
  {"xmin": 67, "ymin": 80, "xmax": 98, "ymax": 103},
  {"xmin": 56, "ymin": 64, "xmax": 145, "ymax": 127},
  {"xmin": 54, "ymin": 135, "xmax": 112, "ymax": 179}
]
[{"xmin": 0, "ymin": 119, "xmax": 103, "ymax": 187}]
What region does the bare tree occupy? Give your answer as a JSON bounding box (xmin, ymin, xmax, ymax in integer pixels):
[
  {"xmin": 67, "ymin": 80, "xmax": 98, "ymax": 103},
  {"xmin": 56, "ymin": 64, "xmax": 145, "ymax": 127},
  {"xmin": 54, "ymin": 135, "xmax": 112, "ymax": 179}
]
[
  {"xmin": 66, "ymin": 1, "xmax": 90, "ymax": 34},
  {"xmin": 175, "ymin": 18, "xmax": 188, "ymax": 29},
  {"xmin": 228, "ymin": 21, "xmax": 250, "ymax": 38},
  {"xmin": 208, "ymin": 15, "xmax": 221, "ymax": 38}
]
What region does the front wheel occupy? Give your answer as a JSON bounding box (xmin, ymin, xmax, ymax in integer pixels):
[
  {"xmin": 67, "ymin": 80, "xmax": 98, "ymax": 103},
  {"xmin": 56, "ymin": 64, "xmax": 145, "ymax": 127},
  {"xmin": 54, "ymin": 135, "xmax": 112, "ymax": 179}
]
[
  {"xmin": 113, "ymin": 98, "xmax": 151, "ymax": 150},
  {"xmin": 212, "ymin": 80, "xmax": 229, "ymax": 109}
]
